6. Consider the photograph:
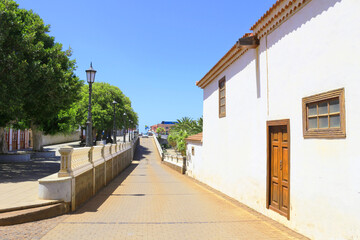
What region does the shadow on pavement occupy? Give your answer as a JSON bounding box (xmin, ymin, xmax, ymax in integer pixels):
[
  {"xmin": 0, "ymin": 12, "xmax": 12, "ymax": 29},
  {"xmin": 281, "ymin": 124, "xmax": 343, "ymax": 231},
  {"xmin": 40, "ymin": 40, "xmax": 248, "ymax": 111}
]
[
  {"xmin": 72, "ymin": 144, "xmax": 151, "ymax": 214},
  {"xmin": 133, "ymin": 144, "xmax": 151, "ymax": 161},
  {"xmin": 0, "ymin": 158, "xmax": 60, "ymax": 183}
]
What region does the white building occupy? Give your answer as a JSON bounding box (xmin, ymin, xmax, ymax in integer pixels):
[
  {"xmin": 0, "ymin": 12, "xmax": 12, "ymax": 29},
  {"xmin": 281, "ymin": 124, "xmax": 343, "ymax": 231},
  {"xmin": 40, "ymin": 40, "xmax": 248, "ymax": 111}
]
[
  {"xmin": 185, "ymin": 132, "xmax": 202, "ymax": 178},
  {"xmin": 194, "ymin": 0, "xmax": 360, "ymax": 239}
]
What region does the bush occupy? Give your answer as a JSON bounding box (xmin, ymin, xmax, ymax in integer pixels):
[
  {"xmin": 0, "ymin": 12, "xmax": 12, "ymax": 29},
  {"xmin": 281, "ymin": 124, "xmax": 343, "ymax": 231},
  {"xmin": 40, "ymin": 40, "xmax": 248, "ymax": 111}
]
[
  {"xmin": 167, "ymin": 117, "xmax": 202, "ymax": 156},
  {"xmin": 167, "ymin": 134, "xmax": 177, "ymax": 148}
]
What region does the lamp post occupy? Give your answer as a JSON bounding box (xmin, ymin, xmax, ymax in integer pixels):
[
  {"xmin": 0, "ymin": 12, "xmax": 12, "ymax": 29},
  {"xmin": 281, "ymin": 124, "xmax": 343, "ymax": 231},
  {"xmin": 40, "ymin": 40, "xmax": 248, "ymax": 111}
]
[
  {"xmin": 85, "ymin": 63, "xmax": 96, "ymax": 147},
  {"xmin": 123, "ymin": 112, "xmax": 127, "ymax": 142},
  {"xmin": 112, "ymin": 100, "xmax": 118, "ymax": 144},
  {"xmin": 129, "ymin": 120, "xmax": 133, "ymax": 142}
]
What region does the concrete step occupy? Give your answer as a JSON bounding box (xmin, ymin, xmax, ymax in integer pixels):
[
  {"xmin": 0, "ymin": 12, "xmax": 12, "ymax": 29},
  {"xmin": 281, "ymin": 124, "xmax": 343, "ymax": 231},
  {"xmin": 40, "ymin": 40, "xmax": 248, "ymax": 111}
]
[
  {"xmin": 30, "ymin": 151, "xmax": 56, "ymax": 159},
  {"xmin": 0, "ymin": 202, "xmax": 69, "ymax": 226}
]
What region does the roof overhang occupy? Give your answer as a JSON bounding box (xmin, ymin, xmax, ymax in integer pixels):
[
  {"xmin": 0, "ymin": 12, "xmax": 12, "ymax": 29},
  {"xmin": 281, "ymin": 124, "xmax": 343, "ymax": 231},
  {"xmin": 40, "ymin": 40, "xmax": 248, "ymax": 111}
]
[
  {"xmin": 196, "ymin": 34, "xmax": 256, "ymax": 89},
  {"xmin": 185, "ymin": 132, "xmax": 203, "ymax": 143},
  {"xmin": 251, "ymin": 0, "xmax": 311, "ymax": 38},
  {"xmin": 196, "ymin": 0, "xmax": 311, "ymax": 89}
]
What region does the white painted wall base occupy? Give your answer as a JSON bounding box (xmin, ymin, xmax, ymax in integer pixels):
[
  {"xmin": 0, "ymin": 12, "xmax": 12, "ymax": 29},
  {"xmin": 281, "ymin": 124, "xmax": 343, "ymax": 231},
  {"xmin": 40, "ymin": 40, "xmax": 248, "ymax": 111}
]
[{"xmin": 38, "ymin": 173, "xmax": 72, "ymax": 202}]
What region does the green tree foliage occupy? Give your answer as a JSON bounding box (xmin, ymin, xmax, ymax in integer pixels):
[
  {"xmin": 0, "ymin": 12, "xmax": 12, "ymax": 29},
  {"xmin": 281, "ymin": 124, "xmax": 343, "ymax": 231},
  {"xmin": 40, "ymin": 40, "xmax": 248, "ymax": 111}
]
[
  {"xmin": 76, "ymin": 82, "xmax": 138, "ymax": 139},
  {"xmin": 156, "ymin": 127, "xmax": 165, "ymax": 141},
  {"xmin": 156, "ymin": 127, "xmax": 165, "ymax": 135},
  {"xmin": 0, "ymin": 0, "xmax": 83, "ymax": 151},
  {"xmin": 168, "ymin": 117, "xmax": 203, "ymax": 156}
]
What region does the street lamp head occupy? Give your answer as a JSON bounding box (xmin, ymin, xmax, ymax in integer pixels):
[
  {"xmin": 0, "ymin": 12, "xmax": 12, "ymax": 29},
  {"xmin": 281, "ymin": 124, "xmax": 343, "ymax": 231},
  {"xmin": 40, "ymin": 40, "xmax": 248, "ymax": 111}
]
[
  {"xmin": 123, "ymin": 112, "xmax": 127, "ymax": 116},
  {"xmin": 86, "ymin": 62, "xmax": 96, "ymax": 83},
  {"xmin": 112, "ymin": 100, "xmax": 118, "ymax": 105}
]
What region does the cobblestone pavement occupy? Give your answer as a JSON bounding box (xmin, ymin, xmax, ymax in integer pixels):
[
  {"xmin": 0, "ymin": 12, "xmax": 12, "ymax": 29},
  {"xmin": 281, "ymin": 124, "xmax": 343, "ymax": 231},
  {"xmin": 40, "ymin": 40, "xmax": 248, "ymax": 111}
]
[
  {"xmin": 0, "ymin": 214, "xmax": 68, "ymax": 240},
  {"xmin": 1, "ymin": 138, "xmax": 307, "ymax": 239}
]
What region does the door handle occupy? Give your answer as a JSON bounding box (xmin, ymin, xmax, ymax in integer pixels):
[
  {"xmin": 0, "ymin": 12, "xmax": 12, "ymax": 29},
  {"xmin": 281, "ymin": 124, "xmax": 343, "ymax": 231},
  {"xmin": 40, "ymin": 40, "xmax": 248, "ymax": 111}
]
[{"xmin": 280, "ymin": 160, "xmax": 283, "ymax": 170}]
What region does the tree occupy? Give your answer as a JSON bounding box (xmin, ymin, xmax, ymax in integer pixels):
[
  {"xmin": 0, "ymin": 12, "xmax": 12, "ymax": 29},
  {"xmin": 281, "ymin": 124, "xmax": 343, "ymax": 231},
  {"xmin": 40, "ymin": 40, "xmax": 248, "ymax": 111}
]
[
  {"xmin": 156, "ymin": 127, "xmax": 165, "ymax": 135},
  {"xmin": 156, "ymin": 127, "xmax": 165, "ymax": 141},
  {"xmin": 168, "ymin": 117, "xmax": 202, "ymax": 156},
  {"xmin": 76, "ymin": 82, "xmax": 138, "ymax": 140},
  {"xmin": 0, "ymin": 0, "xmax": 83, "ymax": 151}
]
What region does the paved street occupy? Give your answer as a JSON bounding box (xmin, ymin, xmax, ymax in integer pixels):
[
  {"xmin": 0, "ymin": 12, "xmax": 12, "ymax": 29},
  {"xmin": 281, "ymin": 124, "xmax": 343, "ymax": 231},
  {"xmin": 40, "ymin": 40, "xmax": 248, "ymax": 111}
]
[{"xmin": 1, "ymin": 138, "xmax": 306, "ymax": 239}]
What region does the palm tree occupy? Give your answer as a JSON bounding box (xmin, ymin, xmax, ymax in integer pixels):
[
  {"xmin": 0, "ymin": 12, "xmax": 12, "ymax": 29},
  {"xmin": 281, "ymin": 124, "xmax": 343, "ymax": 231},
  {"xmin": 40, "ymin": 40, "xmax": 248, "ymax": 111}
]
[{"xmin": 168, "ymin": 116, "xmax": 203, "ymax": 156}]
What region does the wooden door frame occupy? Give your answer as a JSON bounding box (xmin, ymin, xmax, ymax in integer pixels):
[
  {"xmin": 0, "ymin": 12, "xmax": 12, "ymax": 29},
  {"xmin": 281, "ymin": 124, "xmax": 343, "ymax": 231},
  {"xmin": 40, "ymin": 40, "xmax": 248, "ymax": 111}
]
[{"xmin": 266, "ymin": 119, "xmax": 290, "ymax": 220}]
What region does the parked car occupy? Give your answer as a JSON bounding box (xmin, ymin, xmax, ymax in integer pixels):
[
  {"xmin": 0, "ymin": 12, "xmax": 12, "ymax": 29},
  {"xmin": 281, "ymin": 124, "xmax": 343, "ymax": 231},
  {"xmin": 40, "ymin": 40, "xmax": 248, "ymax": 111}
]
[{"xmin": 142, "ymin": 134, "xmax": 148, "ymax": 138}]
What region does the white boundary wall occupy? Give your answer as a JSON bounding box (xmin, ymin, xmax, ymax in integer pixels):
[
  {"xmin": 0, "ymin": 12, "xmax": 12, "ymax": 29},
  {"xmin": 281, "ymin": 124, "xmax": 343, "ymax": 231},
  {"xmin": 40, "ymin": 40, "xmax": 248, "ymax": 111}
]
[{"xmin": 42, "ymin": 131, "xmax": 81, "ymax": 146}]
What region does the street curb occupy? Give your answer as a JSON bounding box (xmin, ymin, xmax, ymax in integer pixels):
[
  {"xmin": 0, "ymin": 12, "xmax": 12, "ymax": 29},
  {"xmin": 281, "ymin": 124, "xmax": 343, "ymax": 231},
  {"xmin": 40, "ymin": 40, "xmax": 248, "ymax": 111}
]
[{"xmin": 0, "ymin": 202, "xmax": 69, "ymax": 226}]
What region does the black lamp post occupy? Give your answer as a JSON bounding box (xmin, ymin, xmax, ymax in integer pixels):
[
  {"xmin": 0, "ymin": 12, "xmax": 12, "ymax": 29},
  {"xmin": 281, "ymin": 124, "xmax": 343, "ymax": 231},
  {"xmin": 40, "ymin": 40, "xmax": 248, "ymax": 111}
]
[
  {"xmin": 112, "ymin": 100, "xmax": 118, "ymax": 144},
  {"xmin": 85, "ymin": 63, "xmax": 96, "ymax": 147},
  {"xmin": 123, "ymin": 112, "xmax": 127, "ymax": 142}
]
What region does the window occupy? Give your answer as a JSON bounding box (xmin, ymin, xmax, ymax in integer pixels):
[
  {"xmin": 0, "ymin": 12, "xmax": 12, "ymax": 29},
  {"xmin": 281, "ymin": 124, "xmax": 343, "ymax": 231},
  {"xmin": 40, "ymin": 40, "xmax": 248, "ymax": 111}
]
[
  {"xmin": 219, "ymin": 77, "xmax": 226, "ymax": 118},
  {"xmin": 191, "ymin": 146, "xmax": 195, "ymax": 156},
  {"xmin": 302, "ymin": 88, "xmax": 345, "ymax": 138}
]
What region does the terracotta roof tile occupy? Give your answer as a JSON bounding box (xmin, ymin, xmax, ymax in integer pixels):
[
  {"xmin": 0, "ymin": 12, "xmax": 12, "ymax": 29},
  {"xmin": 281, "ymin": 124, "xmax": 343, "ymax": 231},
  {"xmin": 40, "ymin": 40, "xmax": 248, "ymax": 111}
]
[
  {"xmin": 185, "ymin": 132, "xmax": 203, "ymax": 142},
  {"xmin": 196, "ymin": 0, "xmax": 310, "ymax": 89}
]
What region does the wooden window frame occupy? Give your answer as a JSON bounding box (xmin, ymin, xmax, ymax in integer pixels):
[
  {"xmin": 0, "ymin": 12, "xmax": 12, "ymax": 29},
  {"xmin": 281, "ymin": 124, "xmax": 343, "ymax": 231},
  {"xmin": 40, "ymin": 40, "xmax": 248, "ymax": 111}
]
[
  {"xmin": 219, "ymin": 77, "xmax": 226, "ymax": 118},
  {"xmin": 266, "ymin": 119, "xmax": 290, "ymax": 220},
  {"xmin": 191, "ymin": 146, "xmax": 195, "ymax": 156},
  {"xmin": 302, "ymin": 88, "xmax": 345, "ymax": 139}
]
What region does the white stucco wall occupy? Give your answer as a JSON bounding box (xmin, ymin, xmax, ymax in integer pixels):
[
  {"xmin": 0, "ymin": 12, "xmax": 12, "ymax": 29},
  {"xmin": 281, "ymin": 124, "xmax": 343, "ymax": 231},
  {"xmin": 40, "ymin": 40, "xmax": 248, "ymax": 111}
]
[
  {"xmin": 200, "ymin": 0, "xmax": 360, "ymax": 239},
  {"xmin": 185, "ymin": 141, "xmax": 202, "ymax": 178},
  {"xmin": 41, "ymin": 131, "xmax": 81, "ymax": 146}
]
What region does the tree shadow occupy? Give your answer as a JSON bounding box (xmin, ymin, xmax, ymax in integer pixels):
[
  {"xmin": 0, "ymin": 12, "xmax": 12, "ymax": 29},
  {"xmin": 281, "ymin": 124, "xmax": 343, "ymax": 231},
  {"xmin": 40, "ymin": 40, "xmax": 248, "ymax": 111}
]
[
  {"xmin": 133, "ymin": 145, "xmax": 151, "ymax": 161},
  {"xmin": 0, "ymin": 157, "xmax": 60, "ymax": 183}
]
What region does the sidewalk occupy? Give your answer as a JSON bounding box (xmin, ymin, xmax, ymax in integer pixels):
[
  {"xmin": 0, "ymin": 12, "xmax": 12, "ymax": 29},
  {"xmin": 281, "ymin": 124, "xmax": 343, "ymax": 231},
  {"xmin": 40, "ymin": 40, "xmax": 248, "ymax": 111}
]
[
  {"xmin": 39, "ymin": 138, "xmax": 307, "ymax": 240},
  {"xmin": 0, "ymin": 141, "xmax": 80, "ymax": 212},
  {"xmin": 43, "ymin": 140, "xmax": 80, "ymax": 156}
]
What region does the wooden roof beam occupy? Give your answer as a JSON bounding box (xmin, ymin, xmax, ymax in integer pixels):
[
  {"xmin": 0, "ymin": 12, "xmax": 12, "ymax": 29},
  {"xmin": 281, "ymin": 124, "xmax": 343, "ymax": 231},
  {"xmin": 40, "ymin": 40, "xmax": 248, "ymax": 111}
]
[{"xmin": 236, "ymin": 35, "xmax": 259, "ymax": 49}]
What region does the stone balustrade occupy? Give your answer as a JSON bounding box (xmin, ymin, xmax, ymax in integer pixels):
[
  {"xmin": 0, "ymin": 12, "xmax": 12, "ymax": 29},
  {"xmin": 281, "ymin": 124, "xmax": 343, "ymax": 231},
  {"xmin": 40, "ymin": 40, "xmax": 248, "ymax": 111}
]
[
  {"xmin": 152, "ymin": 135, "xmax": 163, "ymax": 158},
  {"xmin": 152, "ymin": 135, "xmax": 186, "ymax": 174},
  {"xmin": 39, "ymin": 137, "xmax": 139, "ymax": 211},
  {"xmin": 162, "ymin": 154, "xmax": 186, "ymax": 173}
]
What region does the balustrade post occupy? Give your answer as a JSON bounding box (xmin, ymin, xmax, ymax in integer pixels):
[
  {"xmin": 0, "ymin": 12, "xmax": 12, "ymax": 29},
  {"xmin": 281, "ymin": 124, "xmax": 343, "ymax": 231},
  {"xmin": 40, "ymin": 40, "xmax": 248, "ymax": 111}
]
[
  {"xmin": 58, "ymin": 146, "xmax": 74, "ymax": 177},
  {"xmin": 181, "ymin": 156, "xmax": 186, "ymax": 174},
  {"xmin": 89, "ymin": 147, "xmax": 94, "ymax": 163}
]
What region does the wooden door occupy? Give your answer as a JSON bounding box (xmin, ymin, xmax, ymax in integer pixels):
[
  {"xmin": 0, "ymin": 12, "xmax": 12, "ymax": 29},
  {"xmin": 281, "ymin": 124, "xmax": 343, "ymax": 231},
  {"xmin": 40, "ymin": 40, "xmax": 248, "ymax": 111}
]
[
  {"xmin": 5, "ymin": 129, "xmax": 9, "ymax": 151},
  {"xmin": 12, "ymin": 130, "xmax": 18, "ymax": 150},
  {"xmin": 20, "ymin": 130, "xmax": 25, "ymax": 149},
  {"xmin": 267, "ymin": 120, "xmax": 290, "ymax": 219}
]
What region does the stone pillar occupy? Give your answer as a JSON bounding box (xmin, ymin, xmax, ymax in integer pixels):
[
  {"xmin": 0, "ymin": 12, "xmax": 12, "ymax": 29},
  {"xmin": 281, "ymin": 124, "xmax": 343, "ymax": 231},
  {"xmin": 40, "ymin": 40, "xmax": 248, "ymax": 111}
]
[
  {"xmin": 8, "ymin": 128, "xmax": 12, "ymax": 151},
  {"xmin": 58, "ymin": 146, "xmax": 74, "ymax": 177},
  {"xmin": 17, "ymin": 129, "xmax": 20, "ymax": 150},
  {"xmin": 25, "ymin": 129, "xmax": 29, "ymax": 149}
]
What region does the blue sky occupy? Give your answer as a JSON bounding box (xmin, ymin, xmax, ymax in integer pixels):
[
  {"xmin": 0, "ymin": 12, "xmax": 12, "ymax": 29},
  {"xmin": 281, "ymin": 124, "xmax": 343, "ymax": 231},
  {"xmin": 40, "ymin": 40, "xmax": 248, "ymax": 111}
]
[{"xmin": 16, "ymin": 0, "xmax": 274, "ymax": 132}]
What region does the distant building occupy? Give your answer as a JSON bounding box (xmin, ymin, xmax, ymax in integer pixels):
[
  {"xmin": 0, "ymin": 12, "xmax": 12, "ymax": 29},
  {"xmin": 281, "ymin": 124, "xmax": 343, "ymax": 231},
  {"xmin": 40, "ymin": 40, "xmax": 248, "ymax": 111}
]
[{"xmin": 151, "ymin": 121, "xmax": 177, "ymax": 135}]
